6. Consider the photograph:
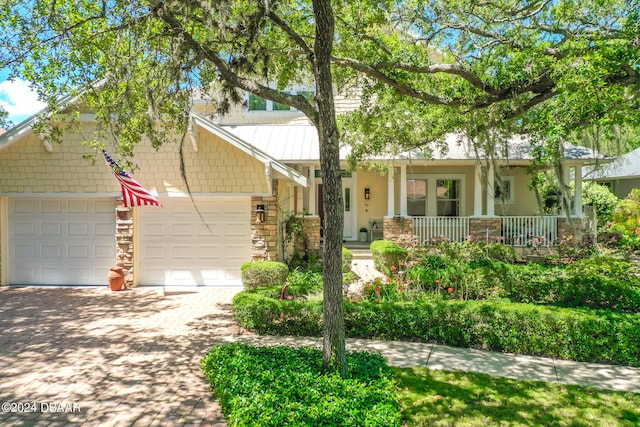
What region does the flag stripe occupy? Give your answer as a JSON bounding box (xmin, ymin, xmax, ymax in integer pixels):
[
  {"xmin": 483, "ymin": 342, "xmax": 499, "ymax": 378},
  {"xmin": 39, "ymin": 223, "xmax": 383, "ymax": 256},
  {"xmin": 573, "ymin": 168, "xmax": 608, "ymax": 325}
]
[{"xmin": 103, "ymin": 150, "xmax": 163, "ymax": 207}]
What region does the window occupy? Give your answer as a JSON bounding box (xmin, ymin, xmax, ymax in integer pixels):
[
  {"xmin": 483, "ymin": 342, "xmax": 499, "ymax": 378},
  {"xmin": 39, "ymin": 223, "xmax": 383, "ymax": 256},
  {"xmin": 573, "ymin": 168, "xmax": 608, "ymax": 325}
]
[
  {"xmin": 246, "ymin": 88, "xmax": 315, "ymax": 113},
  {"xmin": 436, "ymin": 179, "xmax": 460, "ymax": 216},
  {"xmin": 494, "ymin": 176, "xmax": 514, "ymax": 204},
  {"xmin": 407, "ymin": 179, "xmax": 427, "ymax": 216},
  {"xmin": 248, "ymin": 94, "xmax": 267, "ymax": 111},
  {"xmin": 344, "ymin": 187, "xmax": 351, "ymax": 212}
]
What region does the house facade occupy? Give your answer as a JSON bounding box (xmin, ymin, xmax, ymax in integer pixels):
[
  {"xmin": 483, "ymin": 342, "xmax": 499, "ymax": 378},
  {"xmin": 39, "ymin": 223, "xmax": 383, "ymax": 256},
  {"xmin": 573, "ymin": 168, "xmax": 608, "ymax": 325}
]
[{"xmin": 0, "ymin": 93, "xmax": 604, "ymax": 288}]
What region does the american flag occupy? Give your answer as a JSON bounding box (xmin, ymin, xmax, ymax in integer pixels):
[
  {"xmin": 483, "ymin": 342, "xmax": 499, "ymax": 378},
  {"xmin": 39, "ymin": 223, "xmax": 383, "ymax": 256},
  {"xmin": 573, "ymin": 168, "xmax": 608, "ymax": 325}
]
[{"xmin": 102, "ymin": 150, "xmax": 163, "ymax": 207}]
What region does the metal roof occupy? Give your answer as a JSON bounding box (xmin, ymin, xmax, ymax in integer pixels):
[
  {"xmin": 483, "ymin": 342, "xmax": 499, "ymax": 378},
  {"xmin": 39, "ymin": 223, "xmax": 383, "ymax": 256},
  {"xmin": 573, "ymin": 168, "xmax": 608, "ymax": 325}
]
[
  {"xmin": 222, "ymin": 124, "xmax": 610, "ymax": 163},
  {"xmin": 585, "ymin": 147, "xmax": 640, "ymax": 180}
]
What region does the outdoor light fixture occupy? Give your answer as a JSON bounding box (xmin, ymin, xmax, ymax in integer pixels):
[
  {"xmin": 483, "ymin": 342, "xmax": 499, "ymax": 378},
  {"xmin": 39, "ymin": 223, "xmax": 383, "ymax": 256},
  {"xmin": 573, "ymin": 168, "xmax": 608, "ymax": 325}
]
[
  {"xmin": 256, "ymin": 204, "xmax": 266, "ymax": 223},
  {"xmin": 364, "ymin": 188, "xmax": 370, "ymax": 200}
]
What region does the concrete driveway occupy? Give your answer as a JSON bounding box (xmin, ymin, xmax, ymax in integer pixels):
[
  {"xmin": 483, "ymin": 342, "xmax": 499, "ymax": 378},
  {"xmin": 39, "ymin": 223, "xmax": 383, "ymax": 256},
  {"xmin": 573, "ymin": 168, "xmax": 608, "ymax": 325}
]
[{"xmin": 0, "ymin": 286, "xmax": 241, "ymax": 426}]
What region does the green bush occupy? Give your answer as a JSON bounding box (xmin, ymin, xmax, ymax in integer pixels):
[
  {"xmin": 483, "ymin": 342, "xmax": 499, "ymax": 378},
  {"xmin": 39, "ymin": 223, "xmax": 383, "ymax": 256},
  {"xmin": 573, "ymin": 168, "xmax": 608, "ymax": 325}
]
[
  {"xmin": 240, "ymin": 261, "xmax": 289, "ymax": 290},
  {"xmin": 582, "ymin": 181, "xmax": 619, "ymax": 228},
  {"xmin": 557, "ymin": 257, "xmax": 640, "ymax": 312},
  {"xmin": 232, "ymin": 291, "xmax": 640, "ymax": 366},
  {"xmin": 201, "ymin": 344, "xmax": 402, "ymax": 427},
  {"xmin": 370, "ymin": 240, "xmax": 408, "ymax": 276},
  {"xmin": 232, "ymin": 290, "xmax": 323, "ymax": 335},
  {"xmin": 342, "ymin": 246, "xmax": 353, "ymax": 273}
]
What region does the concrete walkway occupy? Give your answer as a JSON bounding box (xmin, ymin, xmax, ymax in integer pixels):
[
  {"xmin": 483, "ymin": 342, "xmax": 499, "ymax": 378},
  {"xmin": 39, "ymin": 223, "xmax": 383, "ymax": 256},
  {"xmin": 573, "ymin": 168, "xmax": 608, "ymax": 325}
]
[{"xmin": 0, "ymin": 287, "xmax": 638, "ymax": 427}]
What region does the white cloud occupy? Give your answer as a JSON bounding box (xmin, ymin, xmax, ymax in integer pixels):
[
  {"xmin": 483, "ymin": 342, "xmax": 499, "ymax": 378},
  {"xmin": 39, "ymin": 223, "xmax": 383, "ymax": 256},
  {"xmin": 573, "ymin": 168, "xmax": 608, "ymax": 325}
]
[{"xmin": 0, "ymin": 78, "xmax": 47, "ymax": 124}]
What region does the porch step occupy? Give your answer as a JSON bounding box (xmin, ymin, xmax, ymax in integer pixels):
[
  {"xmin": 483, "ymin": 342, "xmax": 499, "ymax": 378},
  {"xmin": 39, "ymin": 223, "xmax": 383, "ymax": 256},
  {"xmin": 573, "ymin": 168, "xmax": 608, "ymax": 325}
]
[{"xmin": 343, "ymin": 242, "xmax": 373, "ymax": 260}]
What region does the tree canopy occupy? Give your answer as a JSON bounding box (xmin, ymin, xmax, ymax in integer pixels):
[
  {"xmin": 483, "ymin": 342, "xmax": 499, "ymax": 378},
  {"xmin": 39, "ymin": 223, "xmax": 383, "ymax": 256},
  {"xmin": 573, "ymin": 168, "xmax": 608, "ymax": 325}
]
[{"xmin": 1, "ymin": 0, "xmax": 638, "ymax": 373}]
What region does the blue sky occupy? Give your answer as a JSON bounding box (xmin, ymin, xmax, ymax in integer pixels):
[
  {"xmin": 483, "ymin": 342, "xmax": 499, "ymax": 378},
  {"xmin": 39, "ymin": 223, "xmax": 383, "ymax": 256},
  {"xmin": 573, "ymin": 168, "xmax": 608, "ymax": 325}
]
[{"xmin": 0, "ymin": 69, "xmax": 46, "ymax": 127}]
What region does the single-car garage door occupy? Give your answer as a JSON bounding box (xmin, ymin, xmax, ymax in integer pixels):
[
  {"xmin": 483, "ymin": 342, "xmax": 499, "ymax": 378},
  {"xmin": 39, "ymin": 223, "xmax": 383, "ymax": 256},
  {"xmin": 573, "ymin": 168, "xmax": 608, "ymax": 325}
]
[
  {"xmin": 137, "ymin": 197, "xmax": 251, "ymax": 287},
  {"xmin": 8, "ymin": 198, "xmax": 117, "ymax": 285}
]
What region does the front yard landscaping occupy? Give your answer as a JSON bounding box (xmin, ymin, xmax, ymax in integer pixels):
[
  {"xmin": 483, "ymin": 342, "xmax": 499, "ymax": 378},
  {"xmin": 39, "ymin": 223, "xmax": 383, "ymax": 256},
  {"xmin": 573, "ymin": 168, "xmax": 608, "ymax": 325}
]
[
  {"xmin": 207, "ymin": 238, "xmax": 640, "ymax": 425},
  {"xmin": 232, "ymin": 241, "xmax": 640, "ymax": 366},
  {"xmin": 201, "ymin": 344, "xmax": 640, "ymax": 427}
]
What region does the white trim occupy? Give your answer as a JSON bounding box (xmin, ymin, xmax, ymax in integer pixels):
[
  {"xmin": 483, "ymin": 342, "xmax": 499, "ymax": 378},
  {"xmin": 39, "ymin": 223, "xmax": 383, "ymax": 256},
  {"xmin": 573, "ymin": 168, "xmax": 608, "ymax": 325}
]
[
  {"xmin": 387, "ymin": 169, "xmax": 395, "ymax": 217},
  {"xmin": 342, "ymin": 173, "xmax": 358, "ymax": 240},
  {"xmin": 133, "ymin": 207, "xmax": 140, "ymax": 288},
  {"xmin": 399, "ymin": 165, "xmax": 408, "ymax": 217},
  {"xmin": 0, "ymin": 192, "xmax": 121, "ymax": 197},
  {"xmin": 190, "ymin": 113, "xmax": 307, "ymax": 188},
  {"xmin": 1, "ymin": 192, "xmax": 272, "ymax": 198},
  {"xmin": 1, "ymin": 197, "xmax": 7, "ymax": 286},
  {"xmin": 474, "ymin": 164, "xmax": 483, "ymax": 216},
  {"xmin": 486, "ymin": 164, "xmax": 495, "ymax": 216},
  {"xmin": 574, "ymin": 165, "xmax": 583, "ymax": 217},
  {"xmin": 0, "ymin": 92, "xmax": 83, "ymax": 153}
]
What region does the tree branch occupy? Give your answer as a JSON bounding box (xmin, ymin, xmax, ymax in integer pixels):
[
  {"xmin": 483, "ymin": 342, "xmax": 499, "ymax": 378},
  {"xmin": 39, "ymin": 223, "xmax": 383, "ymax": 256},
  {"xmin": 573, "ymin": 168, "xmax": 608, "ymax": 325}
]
[{"xmin": 155, "ymin": 7, "xmax": 319, "ymax": 123}]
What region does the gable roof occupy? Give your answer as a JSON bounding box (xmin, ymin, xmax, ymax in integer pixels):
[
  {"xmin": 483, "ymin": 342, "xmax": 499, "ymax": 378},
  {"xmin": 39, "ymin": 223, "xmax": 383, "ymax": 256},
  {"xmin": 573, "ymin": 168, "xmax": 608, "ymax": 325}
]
[
  {"xmin": 585, "ymin": 147, "xmax": 640, "ymax": 180},
  {"xmin": 0, "ymin": 93, "xmax": 79, "ymax": 153},
  {"xmin": 190, "ymin": 114, "xmax": 307, "ymax": 187},
  {"xmin": 222, "ymin": 124, "xmax": 610, "ymax": 163},
  {"xmin": 0, "ymin": 106, "xmax": 307, "ymax": 188}
]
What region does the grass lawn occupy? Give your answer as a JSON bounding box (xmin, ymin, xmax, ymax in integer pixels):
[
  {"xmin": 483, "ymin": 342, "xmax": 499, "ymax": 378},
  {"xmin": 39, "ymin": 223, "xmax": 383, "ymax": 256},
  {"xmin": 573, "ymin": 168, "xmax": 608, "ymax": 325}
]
[{"xmin": 394, "ymin": 367, "xmax": 640, "ymax": 427}]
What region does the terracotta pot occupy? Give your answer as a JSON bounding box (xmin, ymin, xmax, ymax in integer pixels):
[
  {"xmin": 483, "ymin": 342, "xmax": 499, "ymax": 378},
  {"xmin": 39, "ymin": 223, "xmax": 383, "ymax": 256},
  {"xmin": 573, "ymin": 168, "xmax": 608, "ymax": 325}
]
[{"xmin": 107, "ymin": 266, "xmax": 125, "ymax": 291}]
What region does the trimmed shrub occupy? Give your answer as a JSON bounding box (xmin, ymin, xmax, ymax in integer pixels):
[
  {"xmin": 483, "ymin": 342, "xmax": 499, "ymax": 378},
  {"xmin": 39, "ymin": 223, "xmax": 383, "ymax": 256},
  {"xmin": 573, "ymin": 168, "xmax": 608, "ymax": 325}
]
[
  {"xmin": 232, "ymin": 291, "xmax": 640, "ymax": 366},
  {"xmin": 201, "ymin": 344, "xmax": 403, "ymax": 427},
  {"xmin": 240, "ymin": 261, "xmax": 288, "ymax": 290},
  {"xmin": 232, "ymin": 290, "xmax": 323, "ymax": 335},
  {"xmin": 370, "ymin": 240, "xmax": 408, "ymax": 276},
  {"xmin": 342, "ymin": 246, "xmax": 353, "ymax": 273}
]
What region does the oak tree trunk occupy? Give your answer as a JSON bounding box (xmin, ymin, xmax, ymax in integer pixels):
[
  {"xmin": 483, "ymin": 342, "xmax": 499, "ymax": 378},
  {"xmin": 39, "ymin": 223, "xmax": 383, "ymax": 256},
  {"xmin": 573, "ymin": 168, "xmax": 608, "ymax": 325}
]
[{"xmin": 313, "ymin": 0, "xmax": 346, "ymax": 375}]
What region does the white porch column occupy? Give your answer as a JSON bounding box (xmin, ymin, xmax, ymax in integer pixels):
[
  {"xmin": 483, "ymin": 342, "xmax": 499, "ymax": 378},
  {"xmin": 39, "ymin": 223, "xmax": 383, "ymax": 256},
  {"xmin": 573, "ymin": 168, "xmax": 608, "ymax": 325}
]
[
  {"xmin": 486, "ymin": 162, "xmax": 495, "ymax": 217},
  {"xmin": 562, "ymin": 161, "xmax": 571, "ymax": 215},
  {"xmin": 574, "ymin": 165, "xmax": 583, "ymax": 217},
  {"xmin": 309, "ymin": 165, "xmax": 316, "ymax": 215},
  {"xmin": 387, "ymin": 167, "xmax": 395, "ymax": 217},
  {"xmin": 474, "ymin": 163, "xmax": 483, "ymax": 216},
  {"xmin": 399, "ymin": 164, "xmax": 408, "ymax": 217}
]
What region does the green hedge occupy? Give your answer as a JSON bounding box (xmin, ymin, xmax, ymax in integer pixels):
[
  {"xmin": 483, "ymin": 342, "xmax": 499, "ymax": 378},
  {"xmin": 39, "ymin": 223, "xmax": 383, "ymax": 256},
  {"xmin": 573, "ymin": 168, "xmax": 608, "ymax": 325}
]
[
  {"xmin": 240, "ymin": 261, "xmax": 289, "ymax": 290},
  {"xmin": 370, "ymin": 240, "xmax": 407, "ymax": 276},
  {"xmin": 232, "ymin": 292, "xmax": 640, "ymax": 366},
  {"xmin": 201, "ymin": 343, "xmax": 402, "ymax": 427}
]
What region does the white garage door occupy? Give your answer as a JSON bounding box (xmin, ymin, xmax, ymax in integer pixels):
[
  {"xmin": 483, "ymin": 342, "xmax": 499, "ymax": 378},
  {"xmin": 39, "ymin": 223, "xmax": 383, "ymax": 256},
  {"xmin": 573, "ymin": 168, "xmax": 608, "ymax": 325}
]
[
  {"xmin": 137, "ymin": 197, "xmax": 251, "ymax": 287},
  {"xmin": 8, "ymin": 198, "xmax": 116, "ymax": 285}
]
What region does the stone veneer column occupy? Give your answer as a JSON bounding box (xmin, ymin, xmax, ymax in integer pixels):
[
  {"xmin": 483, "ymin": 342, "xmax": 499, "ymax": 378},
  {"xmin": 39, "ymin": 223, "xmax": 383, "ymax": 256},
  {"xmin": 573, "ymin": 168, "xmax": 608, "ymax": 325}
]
[
  {"xmin": 251, "ymin": 189, "xmax": 279, "ymax": 261},
  {"xmin": 383, "ymin": 217, "xmax": 414, "ymax": 242},
  {"xmin": 115, "ymin": 204, "xmax": 134, "ymax": 288},
  {"xmin": 303, "ymin": 216, "xmax": 321, "ymax": 256},
  {"xmin": 469, "ymin": 217, "xmax": 502, "ymax": 243},
  {"xmin": 557, "ymin": 217, "xmax": 594, "ymax": 245}
]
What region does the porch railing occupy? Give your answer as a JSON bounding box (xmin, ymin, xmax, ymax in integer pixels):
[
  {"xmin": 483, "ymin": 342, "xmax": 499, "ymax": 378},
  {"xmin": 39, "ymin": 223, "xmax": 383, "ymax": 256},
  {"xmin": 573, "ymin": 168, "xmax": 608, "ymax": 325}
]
[
  {"xmin": 412, "ymin": 217, "xmax": 470, "ymax": 244},
  {"xmin": 501, "ymin": 216, "xmax": 557, "ymax": 247},
  {"xmin": 410, "ymin": 216, "xmax": 558, "ymax": 247}
]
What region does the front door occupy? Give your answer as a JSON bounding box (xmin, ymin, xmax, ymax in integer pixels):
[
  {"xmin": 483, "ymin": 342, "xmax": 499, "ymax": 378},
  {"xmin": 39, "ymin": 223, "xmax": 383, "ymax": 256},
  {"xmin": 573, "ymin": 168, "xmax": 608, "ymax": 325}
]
[
  {"xmin": 342, "ymin": 177, "xmax": 356, "ymax": 240},
  {"xmin": 316, "ymin": 175, "xmax": 357, "ymax": 241}
]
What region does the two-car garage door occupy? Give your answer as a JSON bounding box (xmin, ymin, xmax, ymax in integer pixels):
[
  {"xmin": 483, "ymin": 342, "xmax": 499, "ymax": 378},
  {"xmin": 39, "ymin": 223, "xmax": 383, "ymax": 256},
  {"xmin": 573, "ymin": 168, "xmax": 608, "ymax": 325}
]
[{"xmin": 7, "ymin": 196, "xmax": 251, "ymax": 287}]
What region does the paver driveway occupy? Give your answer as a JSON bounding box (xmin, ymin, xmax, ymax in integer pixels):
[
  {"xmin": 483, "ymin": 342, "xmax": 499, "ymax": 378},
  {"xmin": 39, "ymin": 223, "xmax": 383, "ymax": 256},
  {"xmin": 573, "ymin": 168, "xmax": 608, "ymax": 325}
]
[{"xmin": 0, "ymin": 286, "xmax": 241, "ymax": 426}]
